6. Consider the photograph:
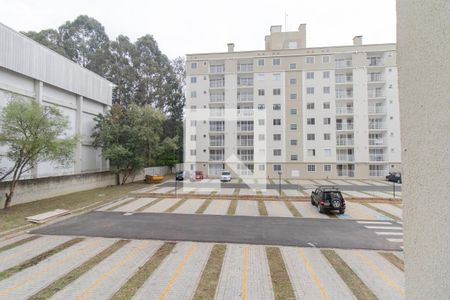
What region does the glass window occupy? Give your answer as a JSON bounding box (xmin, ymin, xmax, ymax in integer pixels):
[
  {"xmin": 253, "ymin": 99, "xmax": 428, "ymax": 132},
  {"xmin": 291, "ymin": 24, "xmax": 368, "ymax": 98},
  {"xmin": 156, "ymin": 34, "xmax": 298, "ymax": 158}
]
[
  {"xmin": 324, "ymin": 133, "xmax": 331, "ymax": 140},
  {"xmin": 290, "ymin": 108, "xmax": 297, "ymax": 115},
  {"xmin": 290, "ymin": 78, "xmax": 297, "ymax": 84},
  {"xmin": 323, "ymin": 71, "xmax": 330, "ymax": 79},
  {"xmin": 273, "ymin": 134, "xmax": 281, "ymax": 141},
  {"xmin": 258, "ymin": 89, "xmax": 265, "ymax": 96},
  {"xmin": 290, "ymin": 123, "xmax": 297, "ymax": 130},
  {"xmin": 289, "ymin": 63, "xmax": 297, "ymax": 69},
  {"xmin": 306, "ymin": 87, "xmax": 314, "ymax": 95},
  {"xmin": 290, "ymin": 139, "xmax": 297, "ymax": 145},
  {"xmin": 190, "ymin": 77, "xmax": 197, "ymax": 83},
  {"xmin": 273, "ymin": 119, "xmax": 281, "ymax": 125},
  {"xmin": 258, "ymin": 59, "xmax": 265, "ymax": 66},
  {"xmin": 306, "ymin": 56, "xmax": 315, "ymax": 64},
  {"xmin": 273, "ymin": 149, "xmax": 282, "ymax": 156},
  {"xmin": 322, "ymin": 56, "xmax": 330, "ymax": 63},
  {"xmin": 191, "ymin": 62, "xmax": 197, "ymax": 69},
  {"xmin": 307, "ymin": 133, "xmax": 315, "ymax": 140},
  {"xmin": 273, "ymin": 58, "xmax": 281, "ymax": 65},
  {"xmin": 307, "ymin": 118, "xmax": 315, "ymax": 125},
  {"xmin": 323, "ymin": 87, "xmax": 330, "ymax": 94},
  {"xmin": 307, "ymin": 103, "xmax": 315, "ymax": 110},
  {"xmin": 273, "ymin": 104, "xmax": 281, "ymax": 110},
  {"xmin": 273, "ymin": 164, "xmax": 281, "ymax": 171},
  {"xmin": 324, "ymin": 165, "xmax": 332, "ymax": 171},
  {"xmin": 308, "ymin": 164, "xmax": 316, "ymax": 171},
  {"xmin": 306, "ymin": 72, "xmax": 315, "ymax": 79},
  {"xmin": 323, "ymin": 102, "xmax": 330, "ymax": 109},
  {"xmin": 290, "ymin": 93, "xmax": 297, "ymax": 100},
  {"xmin": 273, "ymin": 89, "xmax": 281, "ymax": 95}
]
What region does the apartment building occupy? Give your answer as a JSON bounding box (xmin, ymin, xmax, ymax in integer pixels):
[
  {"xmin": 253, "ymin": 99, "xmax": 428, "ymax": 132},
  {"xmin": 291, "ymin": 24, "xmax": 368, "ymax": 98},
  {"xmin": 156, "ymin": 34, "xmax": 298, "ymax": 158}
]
[{"xmin": 185, "ymin": 24, "xmax": 401, "ymax": 179}]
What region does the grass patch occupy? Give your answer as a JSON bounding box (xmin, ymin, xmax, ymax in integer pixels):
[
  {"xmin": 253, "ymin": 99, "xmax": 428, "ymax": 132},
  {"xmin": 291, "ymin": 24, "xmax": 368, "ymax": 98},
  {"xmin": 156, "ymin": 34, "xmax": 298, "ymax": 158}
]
[
  {"xmin": 196, "ymin": 199, "xmax": 212, "ymax": 214},
  {"xmin": 322, "ymin": 249, "xmax": 378, "ymax": 300},
  {"xmin": 0, "ymin": 238, "xmax": 84, "ymax": 281},
  {"xmin": 192, "ymin": 244, "xmax": 226, "ymax": 299},
  {"xmin": 256, "ymin": 190, "xmax": 262, "ymax": 195},
  {"xmin": 283, "ymin": 200, "xmax": 302, "ymax": 217},
  {"xmin": 110, "ymin": 242, "xmax": 176, "ymax": 300},
  {"xmin": 29, "ymin": 240, "xmax": 129, "ymax": 299},
  {"xmin": 258, "ymin": 201, "xmax": 268, "ymax": 216},
  {"xmin": 379, "ymin": 252, "xmax": 404, "ymax": 272},
  {"xmin": 233, "ymin": 188, "xmax": 240, "ymax": 195},
  {"xmin": 165, "ymin": 198, "xmax": 187, "ymax": 212},
  {"xmin": 135, "ymin": 198, "xmax": 163, "ymax": 212},
  {"xmin": 362, "ymin": 203, "xmax": 401, "ymax": 221},
  {"xmin": 227, "ymin": 200, "xmax": 237, "ymax": 215},
  {"xmin": 0, "ymin": 235, "xmax": 41, "ymax": 253},
  {"xmin": 284, "ymin": 179, "xmax": 292, "ymax": 184},
  {"xmin": 0, "ymin": 182, "xmax": 148, "ymax": 233},
  {"xmin": 266, "ymin": 247, "xmax": 296, "ymax": 300}
]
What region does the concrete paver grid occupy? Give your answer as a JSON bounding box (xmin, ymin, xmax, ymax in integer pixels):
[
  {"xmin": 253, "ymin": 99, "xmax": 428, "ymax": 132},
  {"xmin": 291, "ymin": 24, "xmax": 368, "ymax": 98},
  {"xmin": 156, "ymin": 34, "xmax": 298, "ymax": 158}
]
[
  {"xmin": 290, "ymin": 179, "xmax": 317, "ymax": 186},
  {"xmin": 283, "ymin": 189, "xmax": 304, "ymax": 197},
  {"xmin": 0, "ymin": 238, "xmax": 116, "ymax": 300},
  {"xmin": 365, "ymin": 191, "xmax": 393, "ymax": 198},
  {"xmin": 133, "ymin": 242, "xmax": 212, "ymax": 300},
  {"xmin": 239, "ymin": 188, "xmax": 257, "ymax": 196},
  {"xmin": 203, "ymin": 200, "xmax": 231, "ymax": 215},
  {"xmin": 314, "ymin": 180, "xmax": 336, "ymax": 186},
  {"xmin": 291, "ymin": 202, "xmax": 330, "ymax": 219},
  {"xmin": 97, "ymin": 197, "xmax": 135, "ymax": 211},
  {"xmin": 0, "ymin": 234, "xmax": 35, "ymax": 249},
  {"xmin": 342, "ymin": 191, "xmax": 374, "ymax": 198},
  {"xmin": 215, "ymin": 244, "xmax": 274, "ymax": 300},
  {"xmin": 344, "ymin": 202, "xmax": 393, "ymax": 221},
  {"xmin": 327, "ymin": 180, "xmax": 352, "ymax": 186},
  {"xmin": 235, "ymin": 200, "xmax": 260, "ymax": 216},
  {"xmin": 130, "ymin": 186, "xmax": 159, "ymax": 194},
  {"xmin": 363, "ymin": 180, "xmax": 391, "ymax": 186},
  {"xmin": 281, "ymin": 247, "xmax": 356, "ymax": 300},
  {"xmin": 0, "ymin": 235, "xmax": 72, "ymax": 272},
  {"xmin": 343, "ymin": 180, "xmax": 368, "ymax": 186},
  {"xmin": 216, "ymin": 188, "xmax": 235, "ymax": 195},
  {"xmin": 337, "ymin": 249, "xmax": 405, "ymax": 300},
  {"xmin": 152, "ymin": 187, "xmax": 175, "ymax": 194},
  {"xmin": 51, "ymin": 240, "xmax": 163, "ymax": 300},
  {"xmin": 173, "ymin": 199, "xmax": 205, "ymax": 214},
  {"xmin": 261, "ymin": 189, "xmax": 280, "ymax": 196},
  {"xmin": 195, "ymin": 188, "xmax": 216, "ymax": 195},
  {"xmin": 264, "ymin": 201, "xmax": 293, "ymax": 217},
  {"xmin": 370, "ymin": 203, "xmax": 403, "ymax": 219},
  {"xmin": 141, "ymin": 198, "xmax": 180, "ymax": 213},
  {"xmin": 112, "ymin": 198, "xmax": 156, "ymax": 212}
]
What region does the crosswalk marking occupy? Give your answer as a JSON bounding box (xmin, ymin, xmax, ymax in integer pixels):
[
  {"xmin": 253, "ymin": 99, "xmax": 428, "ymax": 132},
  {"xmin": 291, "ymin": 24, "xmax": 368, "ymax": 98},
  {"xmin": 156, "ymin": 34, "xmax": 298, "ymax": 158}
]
[
  {"xmin": 365, "ymin": 226, "xmax": 402, "ymax": 230},
  {"xmin": 375, "ymin": 232, "xmax": 403, "ymax": 236},
  {"xmin": 387, "ymin": 238, "xmax": 404, "ymax": 243},
  {"xmin": 357, "ymin": 221, "xmax": 392, "ymax": 225}
]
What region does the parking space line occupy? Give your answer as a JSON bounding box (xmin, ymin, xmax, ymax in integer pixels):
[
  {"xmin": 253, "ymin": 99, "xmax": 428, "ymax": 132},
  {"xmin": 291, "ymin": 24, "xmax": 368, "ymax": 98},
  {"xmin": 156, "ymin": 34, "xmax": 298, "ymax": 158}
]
[
  {"xmin": 298, "ymin": 249, "xmax": 329, "ymax": 300},
  {"xmin": 376, "ymin": 232, "xmax": 403, "ymax": 236},
  {"xmin": 365, "ymin": 226, "xmax": 402, "ymax": 230},
  {"xmin": 386, "ymin": 238, "xmax": 403, "ymax": 243},
  {"xmin": 357, "ymin": 221, "xmax": 392, "ymax": 225}
]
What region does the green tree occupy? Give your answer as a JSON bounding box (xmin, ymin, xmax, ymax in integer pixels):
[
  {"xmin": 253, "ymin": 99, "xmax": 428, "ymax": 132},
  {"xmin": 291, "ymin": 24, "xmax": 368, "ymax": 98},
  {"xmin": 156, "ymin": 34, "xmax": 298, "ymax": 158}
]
[
  {"xmin": 153, "ymin": 136, "xmax": 179, "ymax": 167},
  {"xmin": 22, "ymin": 29, "xmax": 67, "ymax": 57},
  {"xmin": 91, "ymin": 104, "xmax": 165, "ymax": 185},
  {"xmin": 0, "ymin": 96, "xmax": 76, "ymax": 209}
]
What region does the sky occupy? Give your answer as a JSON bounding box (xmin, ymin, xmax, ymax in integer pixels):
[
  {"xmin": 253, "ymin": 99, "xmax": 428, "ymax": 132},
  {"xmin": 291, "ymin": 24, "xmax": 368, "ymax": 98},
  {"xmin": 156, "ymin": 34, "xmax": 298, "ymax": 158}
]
[{"xmin": 0, "ymin": 0, "xmax": 396, "ymax": 59}]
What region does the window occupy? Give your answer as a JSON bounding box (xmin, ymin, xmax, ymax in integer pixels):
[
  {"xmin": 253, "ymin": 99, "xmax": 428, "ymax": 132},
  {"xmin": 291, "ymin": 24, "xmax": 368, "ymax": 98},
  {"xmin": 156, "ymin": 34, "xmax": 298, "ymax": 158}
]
[
  {"xmin": 322, "ymin": 56, "xmax": 330, "ymax": 63},
  {"xmin": 258, "ymin": 89, "xmax": 265, "ymax": 96},
  {"xmin": 290, "ymin": 93, "xmax": 297, "ymax": 100},
  {"xmin": 273, "ymin": 119, "xmax": 281, "ymax": 125},
  {"xmin": 273, "ymin": 134, "xmax": 281, "ymax": 141},
  {"xmin": 324, "ymin": 165, "xmax": 332, "ymax": 172},
  {"xmin": 258, "ymin": 119, "xmax": 265, "ymax": 126},
  {"xmin": 290, "ymin": 139, "xmax": 297, "ymax": 145},
  {"xmin": 273, "ymin": 73, "xmax": 281, "ymax": 81},
  {"xmin": 259, "ymin": 134, "xmax": 265, "ymax": 141},
  {"xmin": 307, "ymin": 149, "xmax": 316, "ymax": 157},
  {"xmin": 190, "ymin": 135, "xmax": 196, "ymax": 141},
  {"xmin": 289, "ymin": 63, "xmax": 297, "ymax": 69},
  {"xmin": 190, "ymin": 120, "xmax": 197, "ymax": 126},
  {"xmin": 323, "ymin": 87, "xmax": 330, "ymax": 94},
  {"xmin": 290, "ymin": 78, "xmax": 297, "ymax": 84},
  {"xmin": 288, "ymin": 41, "xmax": 298, "ymax": 49},
  {"xmin": 273, "ymin": 89, "xmax": 281, "ymax": 95},
  {"xmin": 290, "ymin": 123, "xmax": 297, "ymax": 130},
  {"xmin": 324, "ymin": 149, "xmax": 332, "ymax": 157},
  {"xmin": 273, "ymin": 149, "xmax": 282, "ymax": 156},
  {"xmin": 258, "ymin": 104, "xmax": 265, "ymax": 110},
  {"xmin": 323, "ymin": 118, "xmax": 331, "ymax": 125},
  {"xmin": 191, "ymin": 62, "xmax": 197, "ymax": 69},
  {"xmin": 308, "ymin": 164, "xmax": 316, "ymax": 172},
  {"xmin": 307, "ymin": 118, "xmax": 315, "ymax": 125},
  {"xmin": 306, "ymin": 87, "xmax": 315, "ymax": 95},
  {"xmin": 307, "ymin": 133, "xmax": 315, "ymax": 141},
  {"xmin": 190, "ymin": 77, "xmax": 197, "ymax": 83},
  {"xmin": 190, "ymin": 149, "xmax": 196, "ymax": 156},
  {"xmin": 273, "ymin": 58, "xmax": 281, "ymax": 65},
  {"xmin": 258, "ymin": 59, "xmax": 265, "ymax": 66},
  {"xmin": 306, "ymin": 72, "xmax": 315, "ymax": 79},
  {"xmin": 273, "ymin": 104, "xmax": 281, "ymax": 110},
  {"xmin": 256, "ymin": 73, "xmax": 265, "ymax": 81},
  {"xmin": 306, "ymin": 56, "xmax": 315, "ymax": 64},
  {"xmin": 323, "ymin": 102, "xmax": 330, "ymax": 109},
  {"xmin": 291, "ymin": 155, "xmax": 298, "ymax": 161},
  {"xmin": 273, "ymin": 164, "xmax": 281, "ymax": 171},
  {"xmin": 307, "ymin": 103, "xmax": 315, "ymax": 110},
  {"xmin": 258, "ymin": 164, "xmax": 265, "ymax": 171},
  {"xmin": 323, "ymin": 71, "xmax": 330, "ymax": 79},
  {"xmin": 190, "ymin": 91, "xmax": 197, "ymax": 98},
  {"xmin": 290, "ymin": 108, "xmax": 297, "ymax": 115},
  {"xmin": 324, "ymin": 133, "xmax": 331, "ymax": 140}
]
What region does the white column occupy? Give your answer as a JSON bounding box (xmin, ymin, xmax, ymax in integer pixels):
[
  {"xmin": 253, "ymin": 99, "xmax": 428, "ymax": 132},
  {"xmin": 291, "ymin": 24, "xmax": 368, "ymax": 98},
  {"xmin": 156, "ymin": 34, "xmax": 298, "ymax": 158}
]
[
  {"xmin": 74, "ymin": 95, "xmax": 83, "ymax": 173},
  {"xmin": 31, "ymin": 80, "xmax": 43, "ymax": 178}
]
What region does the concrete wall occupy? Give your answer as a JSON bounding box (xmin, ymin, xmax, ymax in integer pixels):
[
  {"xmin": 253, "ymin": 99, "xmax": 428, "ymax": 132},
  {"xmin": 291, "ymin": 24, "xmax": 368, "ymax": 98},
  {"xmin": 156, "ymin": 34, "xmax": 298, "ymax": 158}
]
[{"xmin": 397, "ymin": 1, "xmax": 450, "ymax": 299}]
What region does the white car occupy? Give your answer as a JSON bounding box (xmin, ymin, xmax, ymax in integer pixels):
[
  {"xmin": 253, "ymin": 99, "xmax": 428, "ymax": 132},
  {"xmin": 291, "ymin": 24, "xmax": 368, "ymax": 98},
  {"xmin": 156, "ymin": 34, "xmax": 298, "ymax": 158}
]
[{"xmin": 220, "ymin": 171, "xmax": 231, "ymax": 182}]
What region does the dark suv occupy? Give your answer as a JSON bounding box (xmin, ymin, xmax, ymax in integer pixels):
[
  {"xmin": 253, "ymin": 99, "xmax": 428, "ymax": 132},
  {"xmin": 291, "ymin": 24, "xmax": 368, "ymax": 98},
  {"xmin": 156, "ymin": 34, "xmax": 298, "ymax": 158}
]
[
  {"xmin": 386, "ymin": 172, "xmax": 402, "ymax": 184},
  {"xmin": 311, "ymin": 186, "xmax": 346, "ymax": 214}
]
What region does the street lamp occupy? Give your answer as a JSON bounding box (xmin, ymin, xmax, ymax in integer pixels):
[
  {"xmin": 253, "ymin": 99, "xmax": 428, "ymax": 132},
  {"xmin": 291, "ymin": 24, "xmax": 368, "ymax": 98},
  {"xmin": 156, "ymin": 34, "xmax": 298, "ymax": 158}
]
[{"xmin": 278, "ymin": 171, "xmax": 282, "ymax": 198}]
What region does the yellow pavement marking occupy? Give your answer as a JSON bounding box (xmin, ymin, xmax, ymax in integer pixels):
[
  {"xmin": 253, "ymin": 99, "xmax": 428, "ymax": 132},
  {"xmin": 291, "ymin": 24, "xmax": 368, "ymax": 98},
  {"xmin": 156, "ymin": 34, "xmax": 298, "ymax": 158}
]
[
  {"xmin": 75, "ymin": 240, "xmax": 150, "ymax": 300},
  {"xmin": 299, "ymin": 249, "xmax": 329, "ymax": 300},
  {"xmin": 0, "ymin": 239, "xmax": 100, "ymax": 298},
  {"xmin": 158, "ymin": 243, "xmax": 197, "ymax": 300},
  {"xmin": 355, "ymin": 251, "xmax": 405, "ymax": 296},
  {"xmin": 242, "ymin": 246, "xmax": 248, "ymax": 300}
]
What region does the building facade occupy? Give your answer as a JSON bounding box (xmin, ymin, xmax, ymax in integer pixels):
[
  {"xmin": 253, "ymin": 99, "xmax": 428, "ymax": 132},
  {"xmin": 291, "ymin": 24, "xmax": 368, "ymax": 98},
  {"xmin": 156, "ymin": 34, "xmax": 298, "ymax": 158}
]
[
  {"xmin": 185, "ymin": 24, "xmax": 401, "ymax": 179},
  {"xmin": 0, "ymin": 22, "xmax": 112, "ymax": 179}
]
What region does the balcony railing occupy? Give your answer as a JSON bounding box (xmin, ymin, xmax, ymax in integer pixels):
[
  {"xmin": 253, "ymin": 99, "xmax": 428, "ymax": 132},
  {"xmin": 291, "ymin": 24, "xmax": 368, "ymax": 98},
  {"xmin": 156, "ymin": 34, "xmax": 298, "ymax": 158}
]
[
  {"xmin": 336, "ymin": 107, "xmax": 354, "ymax": 114},
  {"xmin": 210, "ymin": 65, "xmax": 224, "ymax": 73},
  {"xmin": 369, "ymin": 123, "xmax": 386, "ymax": 130},
  {"xmin": 238, "ymin": 140, "xmax": 254, "ymax": 147},
  {"xmin": 336, "ymin": 91, "xmax": 353, "ymax": 98},
  {"xmin": 237, "ymin": 78, "xmax": 254, "ymax": 87},
  {"xmin": 238, "ymin": 155, "xmax": 254, "ymax": 161},
  {"xmin": 335, "ymin": 59, "xmax": 352, "ymax": 68},
  {"xmin": 337, "ymin": 170, "xmax": 355, "ymax": 177},
  {"xmin": 237, "ymin": 93, "xmax": 254, "ymax": 102},
  {"xmin": 209, "ymin": 155, "xmax": 224, "ymax": 161},
  {"xmin": 368, "ymin": 106, "xmax": 386, "ymax": 114},
  {"xmin": 337, "ymin": 155, "xmax": 354, "ymax": 162},
  {"xmin": 368, "ymin": 90, "xmax": 385, "ymax": 98},
  {"xmin": 369, "ymin": 138, "xmax": 385, "ymax": 145},
  {"xmin": 237, "ymin": 109, "xmax": 254, "ymax": 117},
  {"xmin": 336, "ymin": 139, "xmax": 354, "ymax": 146},
  {"xmin": 370, "ymin": 170, "xmax": 386, "ymax": 176},
  {"xmin": 210, "ymin": 80, "xmax": 224, "ymax": 88},
  {"xmin": 335, "ymin": 75, "xmax": 353, "ymax": 83},
  {"xmin": 210, "ymin": 94, "xmax": 224, "ymax": 102},
  {"xmin": 209, "ymin": 110, "xmax": 224, "ymax": 117},
  {"xmin": 368, "ymin": 58, "xmax": 383, "ymax": 66},
  {"xmin": 369, "ymin": 154, "xmax": 385, "ymax": 161},
  {"xmin": 237, "ymin": 125, "xmax": 254, "ymax": 132},
  {"xmin": 209, "ymin": 126, "xmax": 224, "ymax": 132},
  {"xmin": 238, "ymin": 64, "xmax": 253, "ymax": 72},
  {"xmin": 336, "ymin": 124, "xmax": 354, "ymax": 130},
  {"xmin": 368, "ymin": 74, "xmax": 384, "ymax": 82}
]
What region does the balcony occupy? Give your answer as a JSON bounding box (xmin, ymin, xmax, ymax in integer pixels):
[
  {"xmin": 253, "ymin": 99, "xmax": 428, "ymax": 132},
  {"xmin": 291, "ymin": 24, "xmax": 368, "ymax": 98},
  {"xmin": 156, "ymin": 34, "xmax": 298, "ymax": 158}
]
[
  {"xmin": 209, "ymin": 109, "xmax": 224, "ymax": 118},
  {"xmin": 238, "ymin": 64, "xmax": 253, "ymax": 72},
  {"xmin": 335, "ymin": 75, "xmax": 353, "ymax": 84},
  {"xmin": 210, "ymin": 93, "xmax": 224, "ymax": 103},
  {"xmin": 335, "ymin": 59, "xmax": 352, "ymax": 68},
  {"xmin": 336, "ymin": 90, "xmax": 353, "ymax": 99},
  {"xmin": 369, "ymin": 154, "xmax": 386, "ymax": 161},
  {"xmin": 336, "ymin": 107, "xmax": 354, "ymax": 115},
  {"xmin": 337, "ymin": 170, "xmax": 355, "ymax": 177},
  {"xmin": 210, "ymin": 141, "xmax": 224, "ymax": 147},
  {"xmin": 368, "ymin": 122, "xmax": 386, "ymax": 130},
  {"xmin": 237, "ymin": 93, "xmax": 254, "ymax": 102},
  {"xmin": 369, "ymin": 138, "xmax": 385, "ymax": 146},
  {"xmin": 210, "ymin": 65, "xmax": 224, "ymax": 73},
  {"xmin": 368, "ymin": 73, "xmax": 384, "ymax": 82},
  {"xmin": 237, "ymin": 78, "xmax": 254, "ymax": 87},
  {"xmin": 238, "ymin": 155, "xmax": 254, "ymax": 161},
  {"xmin": 336, "ymin": 123, "xmax": 354, "ymax": 131},
  {"xmin": 237, "ymin": 109, "xmax": 254, "ymax": 117},
  {"xmin": 368, "ymin": 57, "xmax": 384, "ymax": 67},
  {"xmin": 370, "ymin": 169, "xmax": 387, "ymax": 176},
  {"xmin": 337, "ymin": 155, "xmax": 354, "ymax": 162},
  {"xmin": 336, "ymin": 139, "xmax": 354, "ymax": 146},
  {"xmin": 368, "ymin": 90, "xmax": 385, "ymax": 98},
  {"xmin": 209, "ymin": 155, "xmax": 224, "ymax": 161},
  {"xmin": 210, "ymin": 79, "xmax": 224, "ymax": 88},
  {"xmin": 368, "ymin": 106, "xmax": 386, "ymax": 114}
]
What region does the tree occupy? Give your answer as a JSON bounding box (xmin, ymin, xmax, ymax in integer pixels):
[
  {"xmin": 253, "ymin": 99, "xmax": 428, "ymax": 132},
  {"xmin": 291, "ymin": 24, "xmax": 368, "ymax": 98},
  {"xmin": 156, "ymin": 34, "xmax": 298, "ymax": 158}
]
[
  {"xmin": 153, "ymin": 136, "xmax": 179, "ymax": 167},
  {"xmin": 0, "ymin": 96, "xmax": 76, "ymax": 209},
  {"xmin": 22, "ymin": 29, "xmax": 67, "ymax": 57},
  {"xmin": 91, "ymin": 104, "xmax": 165, "ymax": 185}
]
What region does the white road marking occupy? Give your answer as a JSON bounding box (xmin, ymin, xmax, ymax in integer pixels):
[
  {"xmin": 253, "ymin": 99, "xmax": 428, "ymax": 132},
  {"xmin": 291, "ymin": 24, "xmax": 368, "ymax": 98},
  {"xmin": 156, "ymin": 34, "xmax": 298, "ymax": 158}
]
[
  {"xmin": 376, "ymin": 232, "xmax": 404, "ymax": 236},
  {"xmin": 357, "ymin": 221, "xmax": 392, "ymax": 225},
  {"xmin": 387, "ymin": 238, "xmax": 404, "ymax": 243},
  {"xmin": 365, "ymin": 226, "xmax": 402, "ymax": 230}
]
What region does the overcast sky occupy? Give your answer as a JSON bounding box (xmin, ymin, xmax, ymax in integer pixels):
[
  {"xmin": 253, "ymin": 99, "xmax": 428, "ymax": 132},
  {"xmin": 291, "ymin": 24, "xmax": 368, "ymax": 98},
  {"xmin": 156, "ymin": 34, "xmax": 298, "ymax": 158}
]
[{"xmin": 0, "ymin": 0, "xmax": 396, "ymax": 59}]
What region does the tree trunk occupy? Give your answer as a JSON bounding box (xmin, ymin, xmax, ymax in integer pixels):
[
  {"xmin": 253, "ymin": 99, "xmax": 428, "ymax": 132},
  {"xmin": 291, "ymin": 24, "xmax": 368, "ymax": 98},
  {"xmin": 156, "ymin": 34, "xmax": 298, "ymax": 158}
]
[{"xmin": 4, "ymin": 181, "xmax": 16, "ymax": 209}]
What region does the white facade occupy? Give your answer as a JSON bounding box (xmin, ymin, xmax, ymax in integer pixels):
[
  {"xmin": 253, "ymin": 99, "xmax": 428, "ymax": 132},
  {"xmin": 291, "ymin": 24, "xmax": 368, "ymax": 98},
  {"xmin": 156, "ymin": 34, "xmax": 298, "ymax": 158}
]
[
  {"xmin": 0, "ymin": 23, "xmax": 113, "ymax": 179},
  {"xmin": 185, "ymin": 25, "xmax": 401, "ymax": 179}
]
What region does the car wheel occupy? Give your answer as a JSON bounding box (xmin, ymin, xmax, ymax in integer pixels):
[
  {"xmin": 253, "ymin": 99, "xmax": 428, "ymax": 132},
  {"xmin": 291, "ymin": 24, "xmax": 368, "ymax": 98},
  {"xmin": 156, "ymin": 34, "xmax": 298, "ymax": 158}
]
[
  {"xmin": 318, "ymin": 204, "xmax": 324, "ymax": 213},
  {"xmin": 397, "ymin": 179, "xmax": 401, "ymax": 184},
  {"xmin": 339, "ymin": 209, "xmax": 345, "ymax": 214},
  {"xmin": 311, "ymin": 197, "xmax": 315, "ymax": 206}
]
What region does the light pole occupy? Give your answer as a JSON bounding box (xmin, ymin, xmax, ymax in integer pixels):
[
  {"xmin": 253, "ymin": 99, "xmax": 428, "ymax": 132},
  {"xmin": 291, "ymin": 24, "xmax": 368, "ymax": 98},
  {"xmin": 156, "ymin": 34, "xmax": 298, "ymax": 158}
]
[
  {"xmin": 278, "ymin": 171, "xmax": 282, "ymax": 198},
  {"xmin": 392, "ymin": 181, "xmax": 396, "ymax": 199}
]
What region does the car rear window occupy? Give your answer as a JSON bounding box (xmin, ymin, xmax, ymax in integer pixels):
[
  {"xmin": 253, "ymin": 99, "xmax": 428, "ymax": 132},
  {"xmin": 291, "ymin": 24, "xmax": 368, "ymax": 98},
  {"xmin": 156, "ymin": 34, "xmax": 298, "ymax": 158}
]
[
  {"xmin": 222, "ymin": 172, "xmax": 230, "ymax": 175},
  {"xmin": 325, "ymin": 191, "xmax": 343, "ymax": 200}
]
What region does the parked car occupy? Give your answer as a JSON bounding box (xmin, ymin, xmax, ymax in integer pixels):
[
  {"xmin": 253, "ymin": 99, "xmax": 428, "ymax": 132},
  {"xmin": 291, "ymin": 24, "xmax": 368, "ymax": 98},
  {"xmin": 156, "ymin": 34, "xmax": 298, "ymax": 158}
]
[
  {"xmin": 190, "ymin": 171, "xmax": 204, "ymax": 181},
  {"xmin": 175, "ymin": 171, "xmax": 189, "ymax": 181},
  {"xmin": 220, "ymin": 171, "xmax": 232, "ymax": 182},
  {"xmin": 386, "ymin": 172, "xmax": 402, "ymax": 183},
  {"xmin": 311, "ymin": 186, "xmax": 346, "ymax": 214}
]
